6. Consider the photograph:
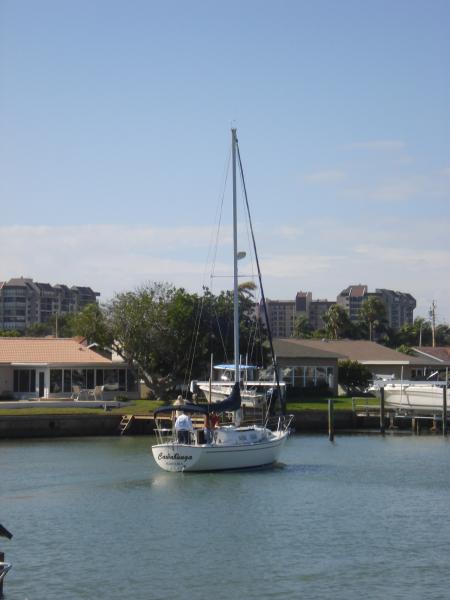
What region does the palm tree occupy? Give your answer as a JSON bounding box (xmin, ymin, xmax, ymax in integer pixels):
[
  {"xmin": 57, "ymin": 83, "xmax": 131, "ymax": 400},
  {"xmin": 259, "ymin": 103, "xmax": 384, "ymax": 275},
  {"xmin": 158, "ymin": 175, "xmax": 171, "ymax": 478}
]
[
  {"xmin": 292, "ymin": 315, "xmax": 313, "ymax": 338},
  {"xmin": 359, "ymin": 297, "xmax": 386, "ymax": 341},
  {"xmin": 322, "ymin": 304, "xmax": 351, "ymax": 340}
]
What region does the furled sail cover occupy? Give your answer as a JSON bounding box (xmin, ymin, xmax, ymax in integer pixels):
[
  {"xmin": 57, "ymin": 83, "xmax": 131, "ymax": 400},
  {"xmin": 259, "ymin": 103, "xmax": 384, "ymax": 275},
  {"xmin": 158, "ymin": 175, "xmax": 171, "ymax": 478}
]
[
  {"xmin": 153, "ymin": 382, "xmax": 241, "ymax": 417},
  {"xmin": 206, "ymin": 382, "xmax": 241, "ymax": 414}
]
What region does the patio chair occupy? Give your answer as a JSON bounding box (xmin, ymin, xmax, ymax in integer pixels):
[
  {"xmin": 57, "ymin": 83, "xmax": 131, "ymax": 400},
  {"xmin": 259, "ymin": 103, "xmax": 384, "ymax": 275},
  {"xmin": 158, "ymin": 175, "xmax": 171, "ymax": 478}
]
[
  {"xmin": 88, "ymin": 385, "xmax": 104, "ymax": 401},
  {"xmin": 71, "ymin": 385, "xmax": 82, "ymax": 400}
]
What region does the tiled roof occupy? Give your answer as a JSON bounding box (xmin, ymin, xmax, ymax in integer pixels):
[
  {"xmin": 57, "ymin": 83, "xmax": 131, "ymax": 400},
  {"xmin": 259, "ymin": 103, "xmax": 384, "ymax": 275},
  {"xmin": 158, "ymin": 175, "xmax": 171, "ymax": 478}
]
[
  {"xmin": 349, "ymin": 285, "xmax": 367, "ymax": 297},
  {"xmin": 0, "ymin": 338, "xmax": 113, "ymax": 365}
]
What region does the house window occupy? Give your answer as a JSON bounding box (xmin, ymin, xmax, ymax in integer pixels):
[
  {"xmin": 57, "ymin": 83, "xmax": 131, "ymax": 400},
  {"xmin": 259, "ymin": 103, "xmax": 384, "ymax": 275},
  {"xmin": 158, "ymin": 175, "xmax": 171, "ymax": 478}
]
[
  {"xmin": 13, "ymin": 369, "xmax": 36, "ymax": 393},
  {"xmin": 281, "ymin": 365, "xmax": 335, "ymax": 389},
  {"xmin": 72, "ymin": 369, "xmax": 86, "ymax": 388},
  {"xmin": 50, "ymin": 369, "xmax": 63, "ymax": 393},
  {"xmin": 63, "ymin": 370, "xmax": 72, "ymax": 393}
]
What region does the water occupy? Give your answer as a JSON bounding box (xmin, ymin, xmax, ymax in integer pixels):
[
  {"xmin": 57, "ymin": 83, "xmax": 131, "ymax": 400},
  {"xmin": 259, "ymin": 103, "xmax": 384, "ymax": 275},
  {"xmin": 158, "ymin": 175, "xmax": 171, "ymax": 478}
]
[{"xmin": 1, "ymin": 434, "xmax": 450, "ymax": 600}]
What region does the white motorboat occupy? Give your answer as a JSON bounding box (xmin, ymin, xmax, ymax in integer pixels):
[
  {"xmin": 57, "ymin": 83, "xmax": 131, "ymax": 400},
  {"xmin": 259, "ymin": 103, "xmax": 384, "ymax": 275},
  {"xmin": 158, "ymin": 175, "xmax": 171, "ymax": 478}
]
[
  {"xmin": 151, "ymin": 129, "xmax": 292, "ymax": 472},
  {"xmin": 381, "ymin": 381, "xmax": 448, "ymax": 413},
  {"xmin": 195, "ymin": 364, "xmax": 279, "ymax": 407}
]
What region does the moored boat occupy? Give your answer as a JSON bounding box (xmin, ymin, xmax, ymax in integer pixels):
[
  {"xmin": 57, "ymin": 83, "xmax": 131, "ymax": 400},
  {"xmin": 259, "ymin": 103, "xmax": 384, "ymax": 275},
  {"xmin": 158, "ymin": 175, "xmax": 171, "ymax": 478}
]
[
  {"xmin": 381, "ymin": 381, "xmax": 448, "ymax": 413},
  {"xmin": 151, "ymin": 129, "xmax": 292, "ymax": 472}
]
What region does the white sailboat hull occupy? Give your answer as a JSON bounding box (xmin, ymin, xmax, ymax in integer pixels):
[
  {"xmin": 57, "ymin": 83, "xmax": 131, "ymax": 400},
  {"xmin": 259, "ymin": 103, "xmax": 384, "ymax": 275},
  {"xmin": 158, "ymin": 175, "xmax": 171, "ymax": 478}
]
[
  {"xmin": 383, "ymin": 384, "xmax": 447, "ymax": 413},
  {"xmin": 152, "ymin": 428, "xmax": 289, "ymax": 472}
]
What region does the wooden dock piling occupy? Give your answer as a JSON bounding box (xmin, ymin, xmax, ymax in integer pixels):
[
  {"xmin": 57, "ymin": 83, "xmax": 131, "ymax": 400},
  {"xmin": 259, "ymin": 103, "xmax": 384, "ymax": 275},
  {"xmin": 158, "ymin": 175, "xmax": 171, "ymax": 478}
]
[
  {"xmin": 379, "ymin": 388, "xmax": 385, "ymax": 435},
  {"xmin": 443, "ymin": 387, "xmax": 447, "ymax": 437},
  {"xmin": 328, "ymin": 398, "xmax": 334, "ymax": 441}
]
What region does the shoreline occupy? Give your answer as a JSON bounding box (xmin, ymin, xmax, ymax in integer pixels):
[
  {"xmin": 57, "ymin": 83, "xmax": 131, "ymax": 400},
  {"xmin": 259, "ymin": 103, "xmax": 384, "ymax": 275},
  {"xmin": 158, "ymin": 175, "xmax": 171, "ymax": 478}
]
[{"xmin": 0, "ymin": 411, "xmax": 386, "ymax": 439}]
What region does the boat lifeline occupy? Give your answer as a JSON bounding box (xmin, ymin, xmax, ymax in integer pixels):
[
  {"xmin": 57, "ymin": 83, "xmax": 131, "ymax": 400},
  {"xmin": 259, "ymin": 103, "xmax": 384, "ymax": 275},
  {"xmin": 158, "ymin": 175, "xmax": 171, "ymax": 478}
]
[{"xmin": 151, "ymin": 129, "xmax": 292, "ymax": 472}]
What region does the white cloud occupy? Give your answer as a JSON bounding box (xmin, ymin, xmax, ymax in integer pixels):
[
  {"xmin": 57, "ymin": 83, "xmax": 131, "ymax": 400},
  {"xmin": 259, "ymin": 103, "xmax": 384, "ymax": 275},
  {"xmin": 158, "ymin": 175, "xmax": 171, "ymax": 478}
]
[{"xmin": 1, "ymin": 219, "xmax": 449, "ymax": 322}]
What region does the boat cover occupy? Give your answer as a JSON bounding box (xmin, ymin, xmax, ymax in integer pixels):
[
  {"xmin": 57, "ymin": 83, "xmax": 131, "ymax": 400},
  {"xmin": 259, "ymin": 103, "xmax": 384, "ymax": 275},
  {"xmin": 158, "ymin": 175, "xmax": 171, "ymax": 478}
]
[{"xmin": 154, "ymin": 382, "xmax": 241, "ymax": 417}]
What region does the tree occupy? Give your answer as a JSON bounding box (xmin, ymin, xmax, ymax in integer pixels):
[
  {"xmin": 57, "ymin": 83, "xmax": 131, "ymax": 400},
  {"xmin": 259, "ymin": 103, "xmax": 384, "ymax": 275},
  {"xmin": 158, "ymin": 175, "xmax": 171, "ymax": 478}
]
[
  {"xmin": 293, "ymin": 315, "xmax": 314, "ymax": 339},
  {"xmin": 338, "ymin": 359, "xmax": 372, "ymax": 394},
  {"xmin": 358, "ymin": 297, "xmax": 387, "ymax": 341},
  {"xmin": 70, "ymin": 303, "xmax": 112, "ymax": 346},
  {"xmin": 322, "ymin": 304, "xmax": 352, "ymax": 339},
  {"xmin": 436, "ymin": 324, "xmax": 450, "ymax": 346},
  {"xmin": 26, "ymin": 322, "xmax": 53, "ymax": 336},
  {"xmin": 396, "ymin": 344, "xmax": 413, "ymax": 355},
  {"xmin": 0, "ymin": 329, "xmax": 22, "ymax": 337}
]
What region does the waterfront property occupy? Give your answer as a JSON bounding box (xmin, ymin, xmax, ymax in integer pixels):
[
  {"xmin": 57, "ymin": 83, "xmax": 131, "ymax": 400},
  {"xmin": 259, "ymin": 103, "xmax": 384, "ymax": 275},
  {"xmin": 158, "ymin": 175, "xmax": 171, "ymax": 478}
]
[
  {"xmin": 273, "ymin": 338, "xmax": 442, "ymax": 395},
  {"xmin": 0, "ymin": 337, "xmax": 138, "ymax": 400}
]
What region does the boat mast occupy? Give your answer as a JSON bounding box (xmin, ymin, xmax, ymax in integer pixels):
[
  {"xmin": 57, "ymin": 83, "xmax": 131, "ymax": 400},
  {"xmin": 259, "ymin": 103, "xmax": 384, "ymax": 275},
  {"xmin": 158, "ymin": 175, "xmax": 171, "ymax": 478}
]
[{"xmin": 232, "ymin": 128, "xmax": 240, "ymax": 385}]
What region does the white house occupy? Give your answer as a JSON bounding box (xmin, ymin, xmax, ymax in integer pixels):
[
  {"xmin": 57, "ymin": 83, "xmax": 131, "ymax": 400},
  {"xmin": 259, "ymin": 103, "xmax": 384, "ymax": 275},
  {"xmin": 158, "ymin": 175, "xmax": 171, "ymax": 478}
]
[{"xmin": 0, "ymin": 337, "xmax": 138, "ymax": 400}]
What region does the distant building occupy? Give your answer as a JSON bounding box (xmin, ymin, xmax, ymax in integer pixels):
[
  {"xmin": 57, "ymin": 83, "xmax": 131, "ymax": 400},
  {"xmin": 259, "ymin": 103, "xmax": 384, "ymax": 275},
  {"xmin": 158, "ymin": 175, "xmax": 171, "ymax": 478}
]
[
  {"xmin": 264, "ymin": 292, "xmax": 333, "ymax": 336},
  {"xmin": 0, "ymin": 277, "xmax": 100, "ymax": 331},
  {"xmin": 263, "ymin": 284, "xmax": 416, "ymax": 337},
  {"xmin": 336, "ymin": 285, "xmax": 368, "ymax": 322},
  {"xmin": 374, "ymin": 288, "xmax": 416, "ymax": 329},
  {"xmin": 308, "ymin": 299, "xmax": 334, "ymax": 330},
  {"xmin": 263, "ymin": 299, "xmax": 296, "ymax": 338},
  {"xmin": 336, "ymin": 285, "xmax": 416, "ymax": 329}
]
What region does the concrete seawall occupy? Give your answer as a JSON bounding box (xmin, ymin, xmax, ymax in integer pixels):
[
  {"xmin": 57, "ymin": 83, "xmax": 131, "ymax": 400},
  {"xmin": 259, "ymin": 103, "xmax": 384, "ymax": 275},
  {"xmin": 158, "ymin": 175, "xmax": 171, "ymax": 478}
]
[
  {"xmin": 0, "ymin": 411, "xmax": 381, "ymax": 439},
  {"xmin": 0, "ymin": 414, "xmax": 123, "ymax": 439}
]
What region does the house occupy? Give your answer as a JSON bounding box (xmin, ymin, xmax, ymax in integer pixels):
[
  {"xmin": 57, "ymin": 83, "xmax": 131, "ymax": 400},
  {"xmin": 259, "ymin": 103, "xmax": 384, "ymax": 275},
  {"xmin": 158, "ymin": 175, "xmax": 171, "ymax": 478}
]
[
  {"xmin": 272, "ymin": 338, "xmax": 439, "ymax": 395},
  {"xmin": 0, "ymin": 337, "xmax": 138, "ymax": 400},
  {"xmin": 410, "ymin": 347, "xmax": 450, "ymax": 379}
]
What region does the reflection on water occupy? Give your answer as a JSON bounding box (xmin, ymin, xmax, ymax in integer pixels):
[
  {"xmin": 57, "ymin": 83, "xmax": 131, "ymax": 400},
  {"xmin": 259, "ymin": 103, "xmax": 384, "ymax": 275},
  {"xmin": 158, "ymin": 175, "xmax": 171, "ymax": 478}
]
[{"xmin": 1, "ymin": 434, "xmax": 450, "ymax": 600}]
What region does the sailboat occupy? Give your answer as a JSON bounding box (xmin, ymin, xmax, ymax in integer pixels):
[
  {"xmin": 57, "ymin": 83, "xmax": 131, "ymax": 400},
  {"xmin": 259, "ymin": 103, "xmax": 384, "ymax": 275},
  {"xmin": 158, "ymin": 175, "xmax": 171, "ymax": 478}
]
[{"xmin": 151, "ymin": 129, "xmax": 292, "ymax": 472}]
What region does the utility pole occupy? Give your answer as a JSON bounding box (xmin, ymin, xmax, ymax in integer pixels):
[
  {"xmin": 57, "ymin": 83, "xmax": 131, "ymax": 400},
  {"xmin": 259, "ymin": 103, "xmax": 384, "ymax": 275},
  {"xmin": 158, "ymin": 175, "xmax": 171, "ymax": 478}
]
[{"xmin": 429, "ymin": 300, "xmax": 436, "ymax": 348}]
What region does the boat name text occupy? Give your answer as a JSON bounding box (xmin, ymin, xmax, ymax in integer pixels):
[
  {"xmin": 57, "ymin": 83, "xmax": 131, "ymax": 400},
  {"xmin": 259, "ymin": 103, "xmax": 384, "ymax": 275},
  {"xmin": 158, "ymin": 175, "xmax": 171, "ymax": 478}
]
[{"xmin": 158, "ymin": 452, "xmax": 193, "ymax": 462}]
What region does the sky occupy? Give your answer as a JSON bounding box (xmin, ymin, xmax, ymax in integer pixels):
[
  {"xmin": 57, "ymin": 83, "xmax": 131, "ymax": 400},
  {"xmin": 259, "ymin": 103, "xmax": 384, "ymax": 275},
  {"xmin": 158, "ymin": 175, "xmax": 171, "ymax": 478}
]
[{"xmin": 1, "ymin": 0, "xmax": 449, "ymax": 323}]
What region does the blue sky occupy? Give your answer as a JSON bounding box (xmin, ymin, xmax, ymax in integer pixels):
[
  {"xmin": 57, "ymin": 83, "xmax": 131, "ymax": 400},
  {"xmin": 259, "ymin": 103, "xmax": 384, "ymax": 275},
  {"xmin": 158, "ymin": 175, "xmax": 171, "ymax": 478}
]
[{"xmin": 1, "ymin": 0, "xmax": 449, "ymax": 323}]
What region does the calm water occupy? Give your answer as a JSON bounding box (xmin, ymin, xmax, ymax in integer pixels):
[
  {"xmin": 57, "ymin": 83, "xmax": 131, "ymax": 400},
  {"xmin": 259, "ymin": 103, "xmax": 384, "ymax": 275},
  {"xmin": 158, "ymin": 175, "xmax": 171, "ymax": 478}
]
[{"xmin": 1, "ymin": 433, "xmax": 450, "ymax": 600}]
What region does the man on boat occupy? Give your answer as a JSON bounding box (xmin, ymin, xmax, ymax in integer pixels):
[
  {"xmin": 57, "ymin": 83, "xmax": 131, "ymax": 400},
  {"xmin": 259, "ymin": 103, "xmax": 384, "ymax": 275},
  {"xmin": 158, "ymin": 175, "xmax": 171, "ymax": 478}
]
[{"xmin": 174, "ymin": 409, "xmax": 194, "ymax": 444}]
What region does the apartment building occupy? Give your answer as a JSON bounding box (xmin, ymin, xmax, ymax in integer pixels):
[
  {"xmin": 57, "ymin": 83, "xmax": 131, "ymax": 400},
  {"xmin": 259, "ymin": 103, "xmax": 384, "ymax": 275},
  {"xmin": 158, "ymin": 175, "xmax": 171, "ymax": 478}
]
[
  {"xmin": 337, "ymin": 285, "xmax": 416, "ymax": 328},
  {"xmin": 263, "ymin": 299, "xmax": 296, "ymax": 338},
  {"xmin": 308, "ymin": 298, "xmax": 334, "ymax": 330},
  {"xmin": 263, "ymin": 284, "xmax": 416, "ymax": 337},
  {"xmin": 375, "ymin": 288, "xmax": 416, "ymax": 330},
  {"xmin": 336, "ymin": 285, "xmax": 368, "ymax": 321},
  {"xmin": 0, "ymin": 277, "xmax": 100, "ymax": 331}
]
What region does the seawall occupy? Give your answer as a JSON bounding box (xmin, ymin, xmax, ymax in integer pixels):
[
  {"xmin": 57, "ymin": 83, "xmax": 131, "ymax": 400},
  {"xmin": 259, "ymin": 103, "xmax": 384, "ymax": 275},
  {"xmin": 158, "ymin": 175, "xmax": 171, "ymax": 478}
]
[
  {"xmin": 0, "ymin": 414, "xmax": 123, "ymax": 439},
  {"xmin": 0, "ymin": 411, "xmax": 381, "ymax": 439}
]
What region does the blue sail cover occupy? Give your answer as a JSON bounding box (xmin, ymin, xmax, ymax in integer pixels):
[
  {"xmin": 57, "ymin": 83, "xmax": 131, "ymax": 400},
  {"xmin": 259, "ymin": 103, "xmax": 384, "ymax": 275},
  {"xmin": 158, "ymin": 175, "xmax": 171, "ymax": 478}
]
[
  {"xmin": 206, "ymin": 382, "xmax": 241, "ymax": 414},
  {"xmin": 153, "ymin": 382, "xmax": 241, "ymax": 417}
]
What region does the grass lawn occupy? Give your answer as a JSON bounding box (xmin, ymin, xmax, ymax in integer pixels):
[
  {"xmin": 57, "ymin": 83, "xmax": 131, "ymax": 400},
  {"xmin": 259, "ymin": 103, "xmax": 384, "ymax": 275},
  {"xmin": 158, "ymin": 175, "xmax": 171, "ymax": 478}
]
[
  {"xmin": 0, "ymin": 399, "xmax": 165, "ymax": 417},
  {"xmin": 0, "ymin": 396, "xmax": 379, "ymax": 416},
  {"xmin": 287, "ymin": 396, "xmax": 379, "ymax": 412}
]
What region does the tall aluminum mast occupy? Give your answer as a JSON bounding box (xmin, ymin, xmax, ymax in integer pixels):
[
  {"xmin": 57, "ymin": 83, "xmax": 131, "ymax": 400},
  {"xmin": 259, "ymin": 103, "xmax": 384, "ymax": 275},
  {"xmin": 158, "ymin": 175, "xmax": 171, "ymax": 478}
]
[{"xmin": 231, "ymin": 128, "xmax": 240, "ymax": 385}]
